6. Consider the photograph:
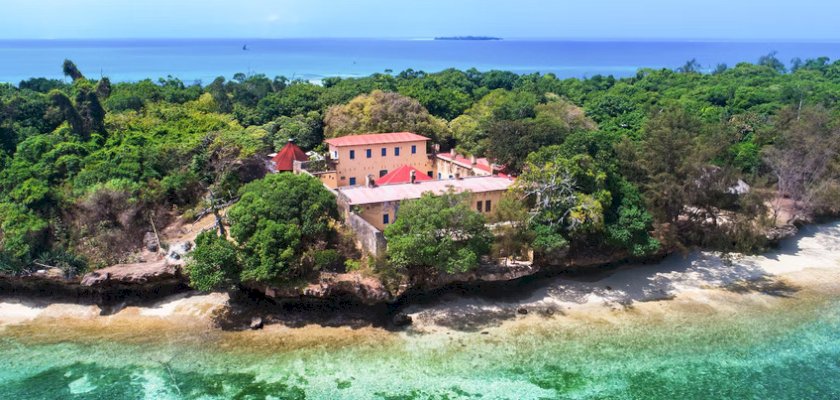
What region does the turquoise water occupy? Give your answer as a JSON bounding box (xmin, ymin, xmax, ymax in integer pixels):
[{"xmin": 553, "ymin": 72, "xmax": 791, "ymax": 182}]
[
  {"xmin": 3, "ymin": 39, "xmax": 840, "ymax": 83},
  {"xmin": 1, "ymin": 295, "xmax": 839, "ymax": 399},
  {"xmin": 2, "ymin": 222, "xmax": 840, "ymax": 399}
]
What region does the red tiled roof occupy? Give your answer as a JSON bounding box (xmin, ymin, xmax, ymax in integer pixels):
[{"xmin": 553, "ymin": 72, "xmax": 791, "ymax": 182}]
[
  {"xmin": 436, "ymin": 153, "xmax": 494, "ymax": 173},
  {"xmin": 375, "ymin": 165, "xmax": 433, "ymax": 186},
  {"xmin": 272, "ymin": 141, "xmax": 308, "ymax": 171},
  {"xmin": 324, "ymin": 132, "xmax": 430, "ymax": 147}
]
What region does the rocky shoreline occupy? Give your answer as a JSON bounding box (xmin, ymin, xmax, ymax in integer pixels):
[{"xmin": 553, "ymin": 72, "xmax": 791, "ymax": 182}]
[{"xmin": 0, "ymin": 222, "xmax": 801, "ymax": 326}]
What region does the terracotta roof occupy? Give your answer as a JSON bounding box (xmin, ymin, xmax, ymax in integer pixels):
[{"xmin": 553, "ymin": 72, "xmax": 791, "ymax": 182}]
[
  {"xmin": 436, "ymin": 153, "xmax": 494, "ymax": 173},
  {"xmin": 324, "ymin": 132, "xmax": 430, "ymax": 147},
  {"xmin": 272, "ymin": 141, "xmax": 308, "ymax": 171},
  {"xmin": 339, "ymin": 176, "xmax": 514, "ymax": 205},
  {"xmin": 375, "ymin": 165, "xmax": 433, "ymax": 186}
]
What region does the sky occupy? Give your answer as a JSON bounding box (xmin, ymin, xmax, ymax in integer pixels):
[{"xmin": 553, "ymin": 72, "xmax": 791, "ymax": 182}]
[{"xmin": 1, "ymin": 0, "xmax": 838, "ymax": 40}]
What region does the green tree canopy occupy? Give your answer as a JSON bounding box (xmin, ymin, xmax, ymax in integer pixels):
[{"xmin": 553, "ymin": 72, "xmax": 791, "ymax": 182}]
[
  {"xmin": 227, "ymin": 173, "xmax": 339, "ymax": 283},
  {"xmin": 384, "ymin": 190, "xmax": 492, "ymax": 276},
  {"xmin": 323, "ymin": 90, "xmax": 450, "ymax": 143}
]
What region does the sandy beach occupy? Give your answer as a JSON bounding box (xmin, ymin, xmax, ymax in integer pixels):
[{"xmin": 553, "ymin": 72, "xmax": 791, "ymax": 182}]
[{"xmin": 2, "ymin": 221, "xmax": 838, "ymax": 338}]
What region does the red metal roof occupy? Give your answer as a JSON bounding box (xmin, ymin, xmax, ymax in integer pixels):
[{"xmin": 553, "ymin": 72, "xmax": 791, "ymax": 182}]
[
  {"xmin": 324, "ymin": 132, "xmax": 430, "ymax": 147},
  {"xmin": 339, "ymin": 176, "xmax": 515, "ymax": 205},
  {"xmin": 272, "ymin": 141, "xmax": 308, "ymax": 171},
  {"xmin": 375, "ymin": 165, "xmax": 433, "ymax": 186}
]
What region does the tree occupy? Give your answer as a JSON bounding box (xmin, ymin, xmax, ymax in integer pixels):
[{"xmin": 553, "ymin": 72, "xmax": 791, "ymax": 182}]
[
  {"xmin": 263, "ymin": 111, "xmax": 323, "ymax": 151},
  {"xmin": 489, "ymin": 192, "xmax": 534, "ymax": 260},
  {"xmin": 677, "ymin": 59, "xmax": 702, "ymax": 74},
  {"xmin": 758, "ymin": 51, "xmax": 787, "ymax": 74},
  {"xmin": 207, "ymin": 76, "xmax": 232, "ymax": 113},
  {"xmin": 484, "ymin": 100, "xmax": 594, "ymax": 173},
  {"xmin": 626, "ymin": 107, "xmax": 701, "ymax": 224},
  {"xmin": 604, "ymin": 180, "xmax": 661, "ymax": 256},
  {"xmin": 763, "ymin": 106, "xmax": 840, "ymax": 218},
  {"xmin": 62, "ymin": 59, "xmax": 85, "ymax": 82},
  {"xmin": 227, "ymin": 173, "xmax": 339, "ymax": 284},
  {"xmin": 515, "ymin": 148, "xmax": 611, "ymax": 255},
  {"xmin": 324, "ymin": 90, "xmax": 449, "ymax": 142},
  {"xmin": 186, "ymin": 231, "xmax": 241, "ymax": 291},
  {"xmin": 384, "ymin": 190, "xmax": 492, "ymax": 276}
]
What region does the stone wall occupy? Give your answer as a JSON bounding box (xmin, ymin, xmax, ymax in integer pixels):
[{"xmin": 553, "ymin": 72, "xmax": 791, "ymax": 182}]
[{"xmin": 347, "ymin": 212, "xmax": 387, "ymax": 256}]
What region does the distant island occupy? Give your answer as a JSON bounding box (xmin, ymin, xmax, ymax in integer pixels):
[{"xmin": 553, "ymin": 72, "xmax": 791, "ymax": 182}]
[{"xmin": 434, "ymin": 36, "xmax": 502, "ymax": 41}]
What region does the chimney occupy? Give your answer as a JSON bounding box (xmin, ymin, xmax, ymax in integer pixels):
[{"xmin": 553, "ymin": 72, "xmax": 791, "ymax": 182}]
[
  {"xmin": 433, "ymin": 143, "xmax": 440, "ymax": 153},
  {"xmin": 470, "ymin": 155, "xmax": 477, "ymax": 165},
  {"xmin": 450, "ymin": 148, "xmax": 456, "ymax": 157},
  {"xmin": 410, "ymin": 169, "xmax": 416, "ymax": 184}
]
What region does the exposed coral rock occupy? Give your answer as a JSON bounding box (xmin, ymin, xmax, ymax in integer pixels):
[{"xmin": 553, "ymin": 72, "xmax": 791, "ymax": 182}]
[
  {"xmin": 81, "ymin": 259, "xmax": 182, "ymax": 287},
  {"xmin": 255, "ymin": 273, "xmax": 394, "ymax": 305},
  {"xmin": 765, "ymin": 224, "xmax": 798, "ymax": 245}
]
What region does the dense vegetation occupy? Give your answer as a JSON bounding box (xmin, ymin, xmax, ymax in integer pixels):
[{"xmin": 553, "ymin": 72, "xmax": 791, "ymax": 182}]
[
  {"xmin": 384, "ymin": 190, "xmax": 492, "ymax": 276},
  {"xmin": 2, "ymin": 55, "xmax": 840, "ymax": 288},
  {"xmin": 186, "ymin": 173, "xmax": 347, "ymax": 290}
]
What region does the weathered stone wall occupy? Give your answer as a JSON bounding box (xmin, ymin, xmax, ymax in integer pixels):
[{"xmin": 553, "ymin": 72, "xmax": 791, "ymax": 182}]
[{"xmin": 347, "ymin": 213, "xmax": 387, "ymax": 256}]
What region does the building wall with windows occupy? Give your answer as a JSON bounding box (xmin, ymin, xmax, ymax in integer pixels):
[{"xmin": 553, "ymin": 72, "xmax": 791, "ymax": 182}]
[
  {"xmin": 337, "ymin": 176, "xmax": 513, "ymax": 231},
  {"xmin": 325, "ymin": 133, "xmax": 432, "ymax": 187},
  {"xmin": 434, "ymin": 151, "xmax": 496, "ymax": 180}
]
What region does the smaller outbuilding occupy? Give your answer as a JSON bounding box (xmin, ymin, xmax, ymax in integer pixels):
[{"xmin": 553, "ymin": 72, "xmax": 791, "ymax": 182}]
[{"xmin": 272, "ymin": 140, "xmax": 309, "ymax": 172}]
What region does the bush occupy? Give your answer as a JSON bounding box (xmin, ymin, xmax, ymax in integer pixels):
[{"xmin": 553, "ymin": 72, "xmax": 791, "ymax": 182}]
[{"xmin": 186, "ymin": 231, "xmax": 240, "ymax": 291}]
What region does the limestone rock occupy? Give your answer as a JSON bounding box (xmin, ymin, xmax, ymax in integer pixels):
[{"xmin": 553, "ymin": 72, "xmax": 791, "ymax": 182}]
[{"xmin": 81, "ymin": 259, "xmax": 182, "ymax": 287}]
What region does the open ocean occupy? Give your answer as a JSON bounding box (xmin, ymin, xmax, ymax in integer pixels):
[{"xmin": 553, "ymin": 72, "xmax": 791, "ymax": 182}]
[{"xmin": 2, "ymin": 39, "xmax": 840, "ymax": 83}]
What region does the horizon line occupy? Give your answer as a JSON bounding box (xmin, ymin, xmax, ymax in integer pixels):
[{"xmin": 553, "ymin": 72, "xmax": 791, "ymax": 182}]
[{"xmin": 2, "ymin": 36, "xmax": 840, "ymax": 43}]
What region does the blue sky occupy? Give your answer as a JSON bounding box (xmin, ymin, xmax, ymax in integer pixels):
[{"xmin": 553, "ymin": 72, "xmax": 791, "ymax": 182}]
[{"xmin": 2, "ymin": 0, "xmax": 838, "ymax": 40}]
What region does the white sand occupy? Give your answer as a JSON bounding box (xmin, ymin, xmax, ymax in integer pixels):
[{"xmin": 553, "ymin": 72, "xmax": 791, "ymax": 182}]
[
  {"xmin": 0, "ymin": 293, "xmax": 229, "ymax": 328},
  {"xmin": 406, "ymin": 221, "xmax": 840, "ymax": 332},
  {"xmin": 136, "ymin": 292, "xmax": 228, "ymax": 318}
]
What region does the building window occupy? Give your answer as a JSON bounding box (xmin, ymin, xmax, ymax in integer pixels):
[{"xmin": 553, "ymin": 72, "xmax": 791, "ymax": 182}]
[
  {"xmin": 381, "ymin": 147, "xmax": 387, "ymax": 156},
  {"xmin": 438, "ymin": 172, "xmax": 442, "ymax": 180},
  {"xmin": 383, "ymin": 214, "xmax": 390, "ymax": 225},
  {"xmin": 379, "ymin": 169, "xmax": 388, "ymax": 177},
  {"xmin": 476, "ymin": 201, "xmax": 483, "ymax": 212},
  {"xmin": 411, "ymin": 145, "xmax": 417, "ymax": 154},
  {"xmin": 394, "ymin": 147, "xmax": 400, "ymax": 156},
  {"xmin": 349, "ymin": 150, "xmax": 355, "ymax": 159},
  {"xmin": 349, "ymin": 177, "xmax": 356, "ymax": 186},
  {"xmin": 366, "ymin": 149, "xmax": 372, "ymax": 158},
  {"xmin": 485, "ymin": 200, "xmax": 492, "ymax": 213},
  {"xmin": 427, "ymin": 171, "xmax": 433, "ymax": 178}
]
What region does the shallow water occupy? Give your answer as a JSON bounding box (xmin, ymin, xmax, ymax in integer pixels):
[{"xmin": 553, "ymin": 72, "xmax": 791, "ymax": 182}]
[{"xmin": 2, "ymin": 223, "xmax": 840, "ymax": 399}]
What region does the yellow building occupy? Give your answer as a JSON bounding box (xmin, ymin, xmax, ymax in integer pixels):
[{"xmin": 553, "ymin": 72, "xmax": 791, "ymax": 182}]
[
  {"xmin": 434, "ymin": 149, "xmax": 502, "ymax": 180},
  {"xmin": 309, "ymin": 132, "xmax": 432, "ymax": 188},
  {"xmin": 336, "ymin": 176, "xmax": 514, "ymax": 231}
]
